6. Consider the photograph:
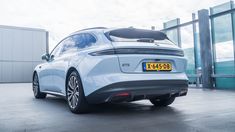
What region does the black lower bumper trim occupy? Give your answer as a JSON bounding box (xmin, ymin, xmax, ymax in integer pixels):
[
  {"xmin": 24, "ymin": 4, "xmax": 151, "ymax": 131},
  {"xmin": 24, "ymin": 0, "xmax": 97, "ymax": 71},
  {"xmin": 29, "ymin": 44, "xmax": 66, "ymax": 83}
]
[{"xmin": 86, "ymin": 80, "xmax": 188, "ymax": 104}]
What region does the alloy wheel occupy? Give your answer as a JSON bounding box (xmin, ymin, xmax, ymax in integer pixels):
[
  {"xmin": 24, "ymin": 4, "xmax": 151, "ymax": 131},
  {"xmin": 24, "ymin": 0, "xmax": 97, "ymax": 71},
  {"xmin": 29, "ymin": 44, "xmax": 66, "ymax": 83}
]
[
  {"xmin": 33, "ymin": 74, "xmax": 39, "ymax": 96},
  {"xmin": 67, "ymin": 75, "xmax": 80, "ymax": 109}
]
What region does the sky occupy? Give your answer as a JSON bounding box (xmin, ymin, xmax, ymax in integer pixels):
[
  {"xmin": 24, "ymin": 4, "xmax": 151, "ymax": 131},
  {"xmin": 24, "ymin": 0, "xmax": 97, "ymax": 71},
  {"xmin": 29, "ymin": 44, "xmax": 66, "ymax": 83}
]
[{"xmin": 0, "ymin": 0, "xmax": 227, "ymax": 49}]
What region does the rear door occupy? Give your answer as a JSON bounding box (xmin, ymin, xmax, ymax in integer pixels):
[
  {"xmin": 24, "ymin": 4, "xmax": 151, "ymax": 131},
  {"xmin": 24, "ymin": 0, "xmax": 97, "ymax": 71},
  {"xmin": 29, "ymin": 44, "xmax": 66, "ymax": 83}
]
[{"xmin": 50, "ymin": 33, "xmax": 97, "ymax": 94}]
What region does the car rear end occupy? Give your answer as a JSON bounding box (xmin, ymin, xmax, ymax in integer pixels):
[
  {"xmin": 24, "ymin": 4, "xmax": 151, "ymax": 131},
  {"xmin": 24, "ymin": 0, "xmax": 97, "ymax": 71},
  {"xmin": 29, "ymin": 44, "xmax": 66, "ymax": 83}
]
[{"xmin": 85, "ymin": 28, "xmax": 188, "ymax": 104}]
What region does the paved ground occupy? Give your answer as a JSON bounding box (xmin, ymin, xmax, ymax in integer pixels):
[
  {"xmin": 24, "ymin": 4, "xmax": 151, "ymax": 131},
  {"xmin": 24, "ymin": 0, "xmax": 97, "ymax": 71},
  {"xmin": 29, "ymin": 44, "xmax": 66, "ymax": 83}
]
[{"xmin": 0, "ymin": 83, "xmax": 235, "ymax": 132}]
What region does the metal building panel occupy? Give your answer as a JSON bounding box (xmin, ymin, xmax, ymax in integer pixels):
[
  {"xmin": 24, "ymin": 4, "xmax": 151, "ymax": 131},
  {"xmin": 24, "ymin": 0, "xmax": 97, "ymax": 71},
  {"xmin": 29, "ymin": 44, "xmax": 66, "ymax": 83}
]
[
  {"xmin": 0, "ymin": 62, "xmax": 2, "ymax": 82},
  {"xmin": 0, "ymin": 30, "xmax": 2, "ymax": 61},
  {"xmin": 22, "ymin": 62, "xmax": 33, "ymax": 82},
  {"xmin": 0, "ymin": 25, "xmax": 47, "ymax": 83},
  {"xmin": 23, "ymin": 30, "xmax": 33, "ymax": 61},
  {"xmin": 1, "ymin": 62, "xmax": 13, "ymax": 83},
  {"xmin": 33, "ymin": 32, "xmax": 46, "ymax": 61},
  {"xmin": 12, "ymin": 29, "xmax": 24, "ymax": 61},
  {"xmin": 12, "ymin": 62, "xmax": 23, "ymax": 82},
  {"xmin": 1, "ymin": 28, "xmax": 13, "ymax": 61}
]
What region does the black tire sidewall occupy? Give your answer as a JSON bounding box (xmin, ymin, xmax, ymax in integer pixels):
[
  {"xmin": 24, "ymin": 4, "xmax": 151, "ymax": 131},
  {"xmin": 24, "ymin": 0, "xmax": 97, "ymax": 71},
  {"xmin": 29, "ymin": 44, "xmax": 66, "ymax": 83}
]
[
  {"xmin": 33, "ymin": 73, "xmax": 46, "ymax": 99},
  {"xmin": 66, "ymin": 71, "xmax": 88, "ymax": 113},
  {"xmin": 150, "ymin": 97, "xmax": 175, "ymax": 106}
]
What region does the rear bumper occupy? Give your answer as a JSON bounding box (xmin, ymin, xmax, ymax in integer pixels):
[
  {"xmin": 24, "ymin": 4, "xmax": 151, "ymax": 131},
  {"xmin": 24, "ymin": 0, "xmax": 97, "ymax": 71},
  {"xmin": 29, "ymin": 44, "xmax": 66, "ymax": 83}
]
[{"xmin": 86, "ymin": 80, "xmax": 188, "ymax": 104}]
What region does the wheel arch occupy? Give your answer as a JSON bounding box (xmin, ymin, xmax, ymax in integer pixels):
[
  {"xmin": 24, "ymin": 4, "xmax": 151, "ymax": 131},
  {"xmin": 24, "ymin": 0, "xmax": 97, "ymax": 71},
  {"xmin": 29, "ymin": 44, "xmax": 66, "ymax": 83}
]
[{"xmin": 65, "ymin": 67, "xmax": 82, "ymax": 90}]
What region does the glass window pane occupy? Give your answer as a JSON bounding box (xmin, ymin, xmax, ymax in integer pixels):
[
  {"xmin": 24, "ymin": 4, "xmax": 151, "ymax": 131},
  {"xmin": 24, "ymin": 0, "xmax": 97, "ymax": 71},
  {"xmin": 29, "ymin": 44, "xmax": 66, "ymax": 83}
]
[
  {"xmin": 163, "ymin": 19, "xmax": 180, "ymax": 46},
  {"xmin": 60, "ymin": 37, "xmax": 77, "ymax": 55},
  {"xmin": 181, "ymin": 25, "xmax": 196, "ymax": 83},
  {"xmin": 165, "ymin": 29, "xmax": 179, "ymax": 45},
  {"xmin": 212, "ymin": 14, "xmax": 235, "ymax": 89},
  {"xmin": 164, "ymin": 19, "xmax": 178, "ymax": 28},
  {"xmin": 194, "ymin": 22, "xmax": 201, "ymax": 68},
  {"xmin": 214, "ymin": 15, "xmax": 233, "ymax": 43},
  {"xmin": 211, "ymin": 2, "xmax": 231, "ymax": 15}
]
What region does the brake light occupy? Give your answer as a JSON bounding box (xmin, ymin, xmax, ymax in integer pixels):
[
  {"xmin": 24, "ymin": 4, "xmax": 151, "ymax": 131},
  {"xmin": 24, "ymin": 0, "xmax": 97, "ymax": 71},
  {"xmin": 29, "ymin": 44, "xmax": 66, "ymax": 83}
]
[{"xmin": 115, "ymin": 92, "xmax": 130, "ymax": 97}]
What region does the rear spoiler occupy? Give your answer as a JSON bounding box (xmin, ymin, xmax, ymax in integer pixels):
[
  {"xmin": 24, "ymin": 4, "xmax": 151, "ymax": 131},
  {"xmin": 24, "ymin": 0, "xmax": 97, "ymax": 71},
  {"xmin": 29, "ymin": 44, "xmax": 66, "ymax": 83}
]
[{"xmin": 105, "ymin": 28, "xmax": 168, "ymax": 41}]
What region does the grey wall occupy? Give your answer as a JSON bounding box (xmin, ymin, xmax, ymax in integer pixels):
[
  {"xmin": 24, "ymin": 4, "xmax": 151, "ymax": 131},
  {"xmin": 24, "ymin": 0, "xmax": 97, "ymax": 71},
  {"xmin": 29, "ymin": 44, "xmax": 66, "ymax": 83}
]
[{"xmin": 0, "ymin": 25, "xmax": 48, "ymax": 83}]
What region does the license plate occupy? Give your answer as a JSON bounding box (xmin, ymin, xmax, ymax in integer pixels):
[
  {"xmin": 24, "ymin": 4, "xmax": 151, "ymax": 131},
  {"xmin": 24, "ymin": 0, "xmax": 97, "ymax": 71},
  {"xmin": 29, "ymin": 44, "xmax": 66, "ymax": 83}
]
[{"xmin": 143, "ymin": 62, "xmax": 172, "ymax": 71}]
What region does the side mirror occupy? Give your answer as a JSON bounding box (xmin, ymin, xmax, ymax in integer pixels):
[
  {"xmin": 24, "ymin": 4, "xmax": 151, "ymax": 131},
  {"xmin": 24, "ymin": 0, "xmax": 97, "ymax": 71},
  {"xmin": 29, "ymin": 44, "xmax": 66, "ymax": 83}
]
[
  {"xmin": 41, "ymin": 53, "xmax": 50, "ymax": 61},
  {"xmin": 50, "ymin": 55, "xmax": 55, "ymax": 60}
]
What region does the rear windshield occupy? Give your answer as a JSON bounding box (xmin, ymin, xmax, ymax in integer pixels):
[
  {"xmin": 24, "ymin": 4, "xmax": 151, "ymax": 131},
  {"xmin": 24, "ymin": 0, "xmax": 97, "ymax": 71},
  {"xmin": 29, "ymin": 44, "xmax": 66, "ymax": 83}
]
[{"xmin": 105, "ymin": 28, "xmax": 170, "ymax": 43}]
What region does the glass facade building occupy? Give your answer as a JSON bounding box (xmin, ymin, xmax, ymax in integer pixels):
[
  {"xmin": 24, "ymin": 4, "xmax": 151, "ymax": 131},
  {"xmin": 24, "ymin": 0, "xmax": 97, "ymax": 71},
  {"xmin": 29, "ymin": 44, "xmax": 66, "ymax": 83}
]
[{"xmin": 162, "ymin": 1, "xmax": 235, "ymax": 89}]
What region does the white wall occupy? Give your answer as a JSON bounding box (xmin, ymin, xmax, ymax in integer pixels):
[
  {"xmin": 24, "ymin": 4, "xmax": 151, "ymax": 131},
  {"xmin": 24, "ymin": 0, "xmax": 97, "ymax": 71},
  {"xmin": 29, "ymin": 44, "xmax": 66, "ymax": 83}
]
[{"xmin": 0, "ymin": 25, "xmax": 47, "ymax": 83}]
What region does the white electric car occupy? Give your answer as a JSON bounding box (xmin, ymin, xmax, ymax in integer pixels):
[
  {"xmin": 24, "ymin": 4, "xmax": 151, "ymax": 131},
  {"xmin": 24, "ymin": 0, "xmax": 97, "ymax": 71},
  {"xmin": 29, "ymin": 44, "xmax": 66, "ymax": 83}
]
[{"xmin": 33, "ymin": 27, "xmax": 188, "ymax": 113}]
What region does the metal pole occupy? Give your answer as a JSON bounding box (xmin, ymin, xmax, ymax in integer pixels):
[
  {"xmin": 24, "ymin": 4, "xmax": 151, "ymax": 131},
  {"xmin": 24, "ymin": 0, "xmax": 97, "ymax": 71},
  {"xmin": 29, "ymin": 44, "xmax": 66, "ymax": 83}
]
[
  {"xmin": 192, "ymin": 13, "xmax": 200, "ymax": 88},
  {"xmin": 198, "ymin": 9, "xmax": 213, "ymax": 88},
  {"xmin": 46, "ymin": 31, "xmax": 49, "ymax": 54},
  {"xmin": 176, "ymin": 18, "xmax": 182, "ymax": 48}
]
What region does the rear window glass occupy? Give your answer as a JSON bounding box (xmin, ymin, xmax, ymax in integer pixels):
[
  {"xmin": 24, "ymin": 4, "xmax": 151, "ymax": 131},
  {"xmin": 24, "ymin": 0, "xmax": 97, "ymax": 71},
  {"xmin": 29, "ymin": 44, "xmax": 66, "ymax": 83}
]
[{"xmin": 105, "ymin": 28, "xmax": 170, "ymax": 43}]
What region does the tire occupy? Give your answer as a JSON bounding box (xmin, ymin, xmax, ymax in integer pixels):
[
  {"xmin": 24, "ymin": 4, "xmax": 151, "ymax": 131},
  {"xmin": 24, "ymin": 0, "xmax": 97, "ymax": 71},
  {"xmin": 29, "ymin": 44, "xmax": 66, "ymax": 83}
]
[
  {"xmin": 149, "ymin": 97, "xmax": 175, "ymax": 107},
  {"xmin": 66, "ymin": 71, "xmax": 89, "ymax": 114},
  {"xmin": 32, "ymin": 73, "xmax": 47, "ymax": 99}
]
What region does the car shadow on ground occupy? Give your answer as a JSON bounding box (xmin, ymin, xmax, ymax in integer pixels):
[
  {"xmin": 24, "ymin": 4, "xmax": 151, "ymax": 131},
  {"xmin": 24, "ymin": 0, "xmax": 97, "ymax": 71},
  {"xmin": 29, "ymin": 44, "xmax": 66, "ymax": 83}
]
[
  {"xmin": 27, "ymin": 95, "xmax": 194, "ymax": 132},
  {"xmin": 36, "ymin": 95, "xmax": 181, "ymax": 116}
]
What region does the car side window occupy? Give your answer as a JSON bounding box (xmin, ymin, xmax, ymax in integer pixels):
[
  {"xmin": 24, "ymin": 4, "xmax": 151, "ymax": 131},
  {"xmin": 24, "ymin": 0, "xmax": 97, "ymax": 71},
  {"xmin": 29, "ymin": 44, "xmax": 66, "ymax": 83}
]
[
  {"xmin": 60, "ymin": 37, "xmax": 77, "ymax": 55},
  {"xmin": 72, "ymin": 33, "xmax": 97, "ymax": 49},
  {"xmin": 60, "ymin": 33, "xmax": 97, "ymax": 55},
  {"xmin": 81, "ymin": 33, "xmax": 96, "ymax": 48},
  {"xmin": 51, "ymin": 33, "xmax": 97, "ymax": 58}
]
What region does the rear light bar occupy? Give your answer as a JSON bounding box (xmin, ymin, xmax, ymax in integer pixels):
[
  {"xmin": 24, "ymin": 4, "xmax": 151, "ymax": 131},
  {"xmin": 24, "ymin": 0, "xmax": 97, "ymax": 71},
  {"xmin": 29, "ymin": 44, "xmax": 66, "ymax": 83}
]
[
  {"xmin": 89, "ymin": 48, "xmax": 184, "ymax": 57},
  {"xmin": 115, "ymin": 92, "xmax": 130, "ymax": 97}
]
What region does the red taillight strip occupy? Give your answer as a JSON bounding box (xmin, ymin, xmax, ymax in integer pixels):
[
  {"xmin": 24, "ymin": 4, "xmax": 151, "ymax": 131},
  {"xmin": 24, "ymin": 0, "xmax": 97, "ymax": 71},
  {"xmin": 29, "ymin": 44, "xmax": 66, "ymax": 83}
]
[{"xmin": 115, "ymin": 92, "xmax": 130, "ymax": 97}]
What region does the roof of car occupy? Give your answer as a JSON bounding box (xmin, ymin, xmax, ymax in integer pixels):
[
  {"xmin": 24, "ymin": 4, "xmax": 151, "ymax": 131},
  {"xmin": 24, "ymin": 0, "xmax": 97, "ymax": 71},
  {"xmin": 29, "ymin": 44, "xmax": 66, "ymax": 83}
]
[{"xmin": 71, "ymin": 27, "xmax": 107, "ymax": 34}]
